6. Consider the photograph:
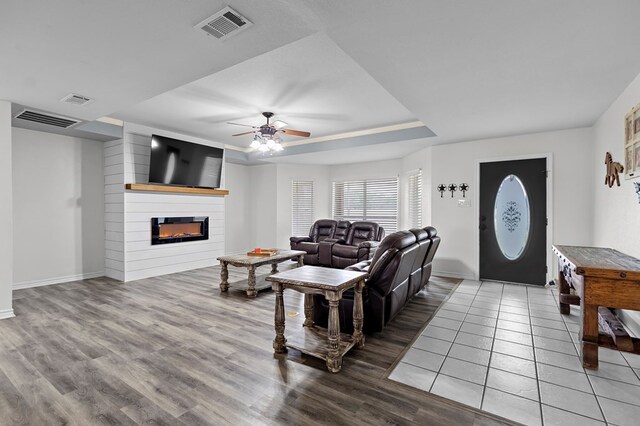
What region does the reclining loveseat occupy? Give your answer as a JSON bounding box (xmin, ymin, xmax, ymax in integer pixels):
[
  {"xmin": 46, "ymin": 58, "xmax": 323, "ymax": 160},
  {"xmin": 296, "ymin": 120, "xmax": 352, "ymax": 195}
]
[{"xmin": 290, "ymin": 219, "xmax": 384, "ymax": 269}]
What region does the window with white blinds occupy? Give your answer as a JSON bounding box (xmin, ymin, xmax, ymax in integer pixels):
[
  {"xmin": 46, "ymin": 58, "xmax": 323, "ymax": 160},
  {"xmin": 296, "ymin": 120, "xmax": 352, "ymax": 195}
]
[
  {"xmin": 291, "ymin": 180, "xmax": 314, "ymax": 236},
  {"xmin": 407, "ymin": 169, "xmax": 423, "ymax": 228},
  {"xmin": 332, "ymin": 177, "xmax": 399, "ymax": 233}
]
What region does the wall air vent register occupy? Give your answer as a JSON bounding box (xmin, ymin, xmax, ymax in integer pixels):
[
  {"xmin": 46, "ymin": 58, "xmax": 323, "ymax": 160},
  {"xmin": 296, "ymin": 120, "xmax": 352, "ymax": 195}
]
[{"xmin": 14, "ymin": 109, "xmax": 79, "ymax": 128}]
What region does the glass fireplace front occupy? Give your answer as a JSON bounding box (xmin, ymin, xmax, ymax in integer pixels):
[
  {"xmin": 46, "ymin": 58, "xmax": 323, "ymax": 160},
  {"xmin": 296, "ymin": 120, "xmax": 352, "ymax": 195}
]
[{"xmin": 151, "ymin": 216, "xmax": 209, "ymax": 245}]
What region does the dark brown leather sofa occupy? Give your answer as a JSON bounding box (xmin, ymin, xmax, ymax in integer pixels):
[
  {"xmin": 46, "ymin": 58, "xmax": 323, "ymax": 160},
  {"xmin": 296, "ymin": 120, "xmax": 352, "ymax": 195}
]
[
  {"xmin": 290, "ymin": 220, "xmax": 384, "ymax": 268},
  {"xmin": 312, "ymin": 226, "xmax": 441, "ymax": 333}
]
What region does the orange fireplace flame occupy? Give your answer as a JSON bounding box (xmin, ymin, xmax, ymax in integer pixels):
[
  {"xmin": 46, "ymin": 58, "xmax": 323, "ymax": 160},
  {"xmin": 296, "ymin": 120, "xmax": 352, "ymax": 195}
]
[{"xmin": 159, "ymin": 223, "xmax": 202, "ymax": 239}]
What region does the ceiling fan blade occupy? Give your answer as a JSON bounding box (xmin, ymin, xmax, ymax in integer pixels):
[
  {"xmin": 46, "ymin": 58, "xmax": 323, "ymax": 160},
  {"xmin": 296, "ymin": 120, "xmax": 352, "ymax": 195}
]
[
  {"xmin": 271, "ymin": 120, "xmax": 288, "ymax": 130},
  {"xmin": 232, "ymin": 130, "xmax": 257, "ymax": 136},
  {"xmin": 227, "ymin": 122, "xmax": 258, "ymax": 128},
  {"xmin": 281, "ymin": 129, "xmax": 311, "ymax": 137}
]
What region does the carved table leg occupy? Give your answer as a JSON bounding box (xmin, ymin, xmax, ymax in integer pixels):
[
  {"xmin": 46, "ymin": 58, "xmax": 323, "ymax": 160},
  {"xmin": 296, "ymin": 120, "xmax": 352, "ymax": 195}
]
[
  {"xmin": 219, "ymin": 261, "xmax": 229, "ymax": 292},
  {"xmin": 558, "ymin": 259, "xmax": 570, "ymax": 315},
  {"xmin": 246, "ymin": 266, "xmax": 257, "ymax": 298},
  {"xmin": 273, "ymin": 283, "xmax": 287, "ymax": 354},
  {"xmin": 581, "ymin": 302, "xmax": 599, "ymax": 369},
  {"xmin": 326, "ymin": 291, "xmax": 342, "ymax": 373},
  {"xmin": 271, "ymin": 263, "xmax": 279, "ymax": 275},
  {"xmin": 303, "ymin": 294, "xmax": 314, "ymax": 327},
  {"xmin": 297, "ymin": 255, "xmax": 304, "ymax": 267},
  {"xmin": 353, "ymin": 279, "xmax": 365, "ymax": 349}
]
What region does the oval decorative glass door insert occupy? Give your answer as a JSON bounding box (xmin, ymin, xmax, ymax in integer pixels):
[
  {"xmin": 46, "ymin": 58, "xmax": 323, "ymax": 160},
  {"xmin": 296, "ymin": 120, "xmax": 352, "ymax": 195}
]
[{"xmin": 494, "ymin": 174, "xmax": 530, "ymax": 260}]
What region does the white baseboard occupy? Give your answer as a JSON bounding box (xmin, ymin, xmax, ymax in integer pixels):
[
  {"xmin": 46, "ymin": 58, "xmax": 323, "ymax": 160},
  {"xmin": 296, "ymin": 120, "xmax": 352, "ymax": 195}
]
[
  {"xmin": 13, "ymin": 271, "xmax": 105, "ymax": 290},
  {"xmin": 433, "ymin": 270, "xmax": 476, "ymax": 281},
  {"xmin": 0, "ymin": 309, "xmax": 15, "ymax": 320}
]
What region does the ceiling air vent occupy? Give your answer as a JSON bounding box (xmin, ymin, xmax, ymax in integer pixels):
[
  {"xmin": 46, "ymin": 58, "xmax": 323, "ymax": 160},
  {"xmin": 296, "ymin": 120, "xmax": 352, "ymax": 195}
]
[
  {"xmin": 195, "ymin": 6, "xmax": 253, "ymax": 40},
  {"xmin": 60, "ymin": 93, "xmax": 94, "ymax": 106},
  {"xmin": 15, "ymin": 109, "xmax": 79, "ymax": 128}
]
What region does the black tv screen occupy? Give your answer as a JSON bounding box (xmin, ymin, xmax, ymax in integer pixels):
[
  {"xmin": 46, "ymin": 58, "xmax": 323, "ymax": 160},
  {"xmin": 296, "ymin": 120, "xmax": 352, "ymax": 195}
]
[{"xmin": 148, "ymin": 134, "xmax": 224, "ymax": 188}]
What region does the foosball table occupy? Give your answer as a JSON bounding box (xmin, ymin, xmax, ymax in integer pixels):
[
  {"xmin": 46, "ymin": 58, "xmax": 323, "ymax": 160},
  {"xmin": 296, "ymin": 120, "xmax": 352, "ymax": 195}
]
[{"xmin": 553, "ymin": 245, "xmax": 640, "ymax": 368}]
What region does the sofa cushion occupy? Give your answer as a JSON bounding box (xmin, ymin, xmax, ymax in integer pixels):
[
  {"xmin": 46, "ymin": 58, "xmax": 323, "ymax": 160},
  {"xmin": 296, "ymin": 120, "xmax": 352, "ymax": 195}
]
[{"xmin": 346, "ymin": 221, "xmax": 381, "ymax": 245}]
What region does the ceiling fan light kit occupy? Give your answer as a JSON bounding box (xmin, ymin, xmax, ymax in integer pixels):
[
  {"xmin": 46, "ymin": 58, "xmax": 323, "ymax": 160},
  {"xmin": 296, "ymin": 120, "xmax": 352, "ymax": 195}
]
[{"xmin": 229, "ymin": 111, "xmax": 310, "ymax": 153}]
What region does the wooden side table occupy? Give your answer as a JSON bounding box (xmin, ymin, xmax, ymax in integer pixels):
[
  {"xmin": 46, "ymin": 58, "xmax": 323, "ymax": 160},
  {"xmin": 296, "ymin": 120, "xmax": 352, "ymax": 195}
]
[
  {"xmin": 553, "ymin": 245, "xmax": 640, "ymax": 368},
  {"xmin": 266, "ymin": 266, "xmax": 368, "ymax": 373}
]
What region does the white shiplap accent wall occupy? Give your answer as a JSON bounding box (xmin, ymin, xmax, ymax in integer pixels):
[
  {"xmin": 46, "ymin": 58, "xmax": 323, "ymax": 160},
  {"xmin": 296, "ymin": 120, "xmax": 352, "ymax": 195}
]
[
  {"xmin": 114, "ymin": 123, "xmax": 226, "ymax": 282},
  {"xmin": 104, "ymin": 138, "xmax": 125, "ymax": 281},
  {"xmin": 124, "ymin": 192, "xmax": 224, "ymax": 281}
]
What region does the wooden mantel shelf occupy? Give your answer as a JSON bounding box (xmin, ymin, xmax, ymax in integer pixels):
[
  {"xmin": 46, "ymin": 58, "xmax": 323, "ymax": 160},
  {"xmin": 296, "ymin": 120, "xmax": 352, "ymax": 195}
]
[{"xmin": 125, "ymin": 183, "xmax": 229, "ymax": 196}]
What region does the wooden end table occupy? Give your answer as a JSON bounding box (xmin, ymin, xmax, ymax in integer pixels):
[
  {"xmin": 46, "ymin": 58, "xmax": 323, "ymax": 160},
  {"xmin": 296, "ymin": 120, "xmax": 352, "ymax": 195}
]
[
  {"xmin": 217, "ymin": 250, "xmax": 305, "ymax": 298},
  {"xmin": 553, "ymin": 245, "xmax": 640, "ymax": 368},
  {"xmin": 266, "ymin": 265, "xmax": 368, "ymax": 373}
]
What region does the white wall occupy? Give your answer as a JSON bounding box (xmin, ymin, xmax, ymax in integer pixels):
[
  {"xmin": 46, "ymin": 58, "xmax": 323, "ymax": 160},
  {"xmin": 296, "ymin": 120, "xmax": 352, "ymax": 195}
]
[
  {"xmin": 0, "ymin": 101, "xmax": 13, "ymax": 318},
  {"xmin": 248, "ymin": 164, "xmax": 278, "ymax": 248},
  {"xmin": 592, "ymin": 71, "xmax": 640, "ymax": 334},
  {"xmin": 224, "ymin": 162, "xmax": 252, "ymax": 253},
  {"xmin": 430, "ymin": 127, "xmax": 594, "ymax": 280},
  {"xmin": 12, "ymin": 128, "xmax": 105, "ymax": 289}
]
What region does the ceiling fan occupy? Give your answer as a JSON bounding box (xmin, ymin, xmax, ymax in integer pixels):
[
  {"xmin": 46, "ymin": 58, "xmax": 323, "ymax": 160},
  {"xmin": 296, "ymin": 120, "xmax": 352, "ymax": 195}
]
[{"xmin": 228, "ymin": 112, "xmax": 311, "ymax": 152}]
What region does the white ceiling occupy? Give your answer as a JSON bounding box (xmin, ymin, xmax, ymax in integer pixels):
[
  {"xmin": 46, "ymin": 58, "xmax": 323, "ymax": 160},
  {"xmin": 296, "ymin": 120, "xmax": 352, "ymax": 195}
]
[
  {"xmin": 3, "ymin": 1, "xmax": 640, "ymax": 164},
  {"xmin": 113, "ymin": 33, "xmax": 420, "ymax": 149}
]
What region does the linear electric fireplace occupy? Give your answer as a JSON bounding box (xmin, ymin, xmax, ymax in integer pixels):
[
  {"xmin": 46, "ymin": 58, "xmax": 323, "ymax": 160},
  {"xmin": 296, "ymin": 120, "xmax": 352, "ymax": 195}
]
[{"xmin": 151, "ymin": 217, "xmax": 209, "ymax": 245}]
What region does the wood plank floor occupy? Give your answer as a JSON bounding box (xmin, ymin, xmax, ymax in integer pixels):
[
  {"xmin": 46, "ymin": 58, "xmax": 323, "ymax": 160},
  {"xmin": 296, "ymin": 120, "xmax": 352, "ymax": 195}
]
[{"xmin": 0, "ymin": 263, "xmax": 514, "ymax": 425}]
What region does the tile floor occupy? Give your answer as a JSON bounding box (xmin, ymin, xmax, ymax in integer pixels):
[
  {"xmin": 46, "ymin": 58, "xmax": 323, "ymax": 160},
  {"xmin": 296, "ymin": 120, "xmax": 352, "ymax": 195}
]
[{"xmin": 389, "ymin": 280, "xmax": 640, "ymax": 426}]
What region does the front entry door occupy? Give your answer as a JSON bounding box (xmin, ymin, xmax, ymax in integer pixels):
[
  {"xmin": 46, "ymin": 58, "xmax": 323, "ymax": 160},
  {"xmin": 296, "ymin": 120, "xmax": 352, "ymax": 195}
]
[{"xmin": 479, "ymin": 158, "xmax": 547, "ymax": 285}]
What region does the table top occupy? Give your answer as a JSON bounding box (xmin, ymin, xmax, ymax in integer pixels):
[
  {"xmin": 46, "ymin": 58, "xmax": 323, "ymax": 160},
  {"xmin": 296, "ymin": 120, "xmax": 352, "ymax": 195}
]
[
  {"xmin": 553, "ymin": 245, "xmax": 640, "ymax": 279},
  {"xmin": 217, "ymin": 250, "xmax": 305, "ymax": 266},
  {"xmin": 266, "ymin": 265, "xmax": 368, "ymax": 291}
]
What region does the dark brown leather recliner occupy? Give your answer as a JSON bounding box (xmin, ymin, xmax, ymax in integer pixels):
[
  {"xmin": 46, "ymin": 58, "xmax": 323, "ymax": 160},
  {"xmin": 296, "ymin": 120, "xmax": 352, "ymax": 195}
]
[
  {"xmin": 330, "ymin": 221, "xmax": 385, "ymax": 269},
  {"xmin": 290, "ymin": 219, "xmax": 337, "ymax": 265},
  {"xmin": 312, "ymin": 226, "xmax": 440, "ymax": 333}
]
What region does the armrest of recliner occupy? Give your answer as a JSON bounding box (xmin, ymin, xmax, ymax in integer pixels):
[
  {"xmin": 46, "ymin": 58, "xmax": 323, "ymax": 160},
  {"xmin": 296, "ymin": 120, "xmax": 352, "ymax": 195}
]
[
  {"xmin": 358, "ymin": 240, "xmax": 380, "ymax": 249},
  {"xmin": 356, "ymin": 240, "xmax": 380, "ymax": 262},
  {"xmin": 346, "ymin": 260, "xmax": 371, "ymax": 273},
  {"xmin": 290, "ymin": 236, "xmax": 312, "ymax": 244},
  {"xmin": 324, "ymin": 238, "xmax": 346, "ymax": 244}
]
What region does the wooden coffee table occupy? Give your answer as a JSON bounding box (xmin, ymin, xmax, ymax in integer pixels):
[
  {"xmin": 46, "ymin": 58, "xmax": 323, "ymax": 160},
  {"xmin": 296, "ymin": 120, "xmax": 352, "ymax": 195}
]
[
  {"xmin": 266, "ymin": 265, "xmax": 368, "ymax": 373},
  {"xmin": 217, "ymin": 250, "xmax": 305, "ymax": 298}
]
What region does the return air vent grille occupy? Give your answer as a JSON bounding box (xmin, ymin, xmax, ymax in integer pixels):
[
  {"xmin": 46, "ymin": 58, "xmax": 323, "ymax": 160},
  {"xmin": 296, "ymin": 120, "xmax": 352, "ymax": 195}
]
[
  {"xmin": 15, "ymin": 109, "xmax": 79, "ymax": 128},
  {"xmin": 196, "ymin": 6, "xmax": 253, "ymax": 40},
  {"xmin": 60, "ymin": 93, "xmax": 94, "ymax": 106}
]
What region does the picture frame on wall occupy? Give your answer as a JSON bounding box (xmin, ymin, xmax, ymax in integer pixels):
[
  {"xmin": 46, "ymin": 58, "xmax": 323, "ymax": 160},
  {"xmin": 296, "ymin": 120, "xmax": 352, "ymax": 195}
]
[
  {"xmin": 624, "ymin": 105, "xmax": 640, "ymax": 179},
  {"xmin": 626, "ymin": 145, "xmax": 634, "ymax": 173},
  {"xmin": 626, "ymin": 114, "xmax": 634, "ymax": 144}
]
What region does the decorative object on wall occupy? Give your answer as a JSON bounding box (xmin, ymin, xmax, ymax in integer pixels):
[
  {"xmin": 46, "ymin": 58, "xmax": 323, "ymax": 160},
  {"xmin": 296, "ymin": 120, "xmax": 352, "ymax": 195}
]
[
  {"xmin": 447, "ymin": 183, "xmax": 457, "ymax": 198},
  {"xmin": 604, "ymin": 152, "xmax": 624, "ymax": 188},
  {"xmin": 635, "ymin": 182, "xmax": 640, "ymax": 204},
  {"xmin": 437, "ymin": 184, "xmax": 446, "ymax": 198},
  {"xmin": 623, "ymin": 103, "xmax": 640, "ymax": 179},
  {"xmin": 459, "ymin": 183, "xmax": 469, "ymax": 197}
]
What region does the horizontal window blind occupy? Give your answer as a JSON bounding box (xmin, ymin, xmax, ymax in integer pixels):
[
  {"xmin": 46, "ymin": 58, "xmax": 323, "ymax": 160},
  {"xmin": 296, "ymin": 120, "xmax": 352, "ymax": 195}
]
[
  {"xmin": 408, "ymin": 169, "xmax": 423, "ymax": 228},
  {"xmin": 332, "ymin": 177, "xmax": 398, "ymax": 233},
  {"xmin": 292, "ymin": 180, "xmax": 314, "ymax": 236}
]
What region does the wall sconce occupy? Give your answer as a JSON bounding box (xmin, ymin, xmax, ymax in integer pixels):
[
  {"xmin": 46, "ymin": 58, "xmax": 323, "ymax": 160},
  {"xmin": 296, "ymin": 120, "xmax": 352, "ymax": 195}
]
[
  {"xmin": 437, "ymin": 184, "xmax": 446, "ymax": 198},
  {"xmin": 459, "ymin": 183, "xmax": 469, "ymax": 198},
  {"xmin": 447, "ymin": 184, "xmax": 457, "ymax": 198}
]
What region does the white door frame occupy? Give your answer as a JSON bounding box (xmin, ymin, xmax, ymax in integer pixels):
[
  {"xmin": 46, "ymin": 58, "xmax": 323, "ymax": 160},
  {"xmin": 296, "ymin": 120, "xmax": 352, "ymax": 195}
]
[{"xmin": 474, "ymin": 153, "xmax": 553, "ymax": 284}]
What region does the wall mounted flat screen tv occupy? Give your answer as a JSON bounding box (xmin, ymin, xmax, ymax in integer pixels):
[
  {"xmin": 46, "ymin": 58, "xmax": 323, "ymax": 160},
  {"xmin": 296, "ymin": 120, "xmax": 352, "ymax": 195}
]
[{"xmin": 148, "ymin": 134, "xmax": 224, "ymax": 189}]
